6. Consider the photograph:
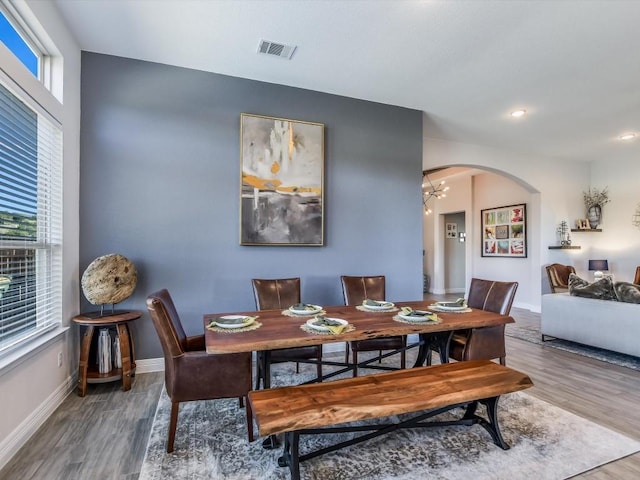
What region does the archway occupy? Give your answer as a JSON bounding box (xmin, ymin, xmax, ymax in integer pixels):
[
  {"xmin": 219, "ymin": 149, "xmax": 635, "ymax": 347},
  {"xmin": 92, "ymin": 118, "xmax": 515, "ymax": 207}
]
[{"xmin": 423, "ymin": 165, "xmax": 541, "ymax": 310}]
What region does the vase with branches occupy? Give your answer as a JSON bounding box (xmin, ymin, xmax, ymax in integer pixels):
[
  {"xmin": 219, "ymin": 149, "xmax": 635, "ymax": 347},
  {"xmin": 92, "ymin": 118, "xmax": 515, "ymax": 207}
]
[{"xmin": 583, "ymin": 187, "xmax": 610, "ymax": 229}]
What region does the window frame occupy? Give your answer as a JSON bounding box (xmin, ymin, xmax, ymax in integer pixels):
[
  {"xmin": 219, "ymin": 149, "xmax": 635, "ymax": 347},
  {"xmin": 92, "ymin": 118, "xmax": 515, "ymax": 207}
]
[
  {"xmin": 0, "ymin": 2, "xmax": 46, "ymax": 83},
  {"xmin": 0, "ymin": 4, "xmax": 63, "ymax": 363}
]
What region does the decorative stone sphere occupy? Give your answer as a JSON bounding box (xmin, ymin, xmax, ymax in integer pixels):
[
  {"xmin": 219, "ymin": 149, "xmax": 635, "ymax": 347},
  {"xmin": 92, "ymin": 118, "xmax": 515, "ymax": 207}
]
[{"xmin": 81, "ymin": 254, "xmax": 137, "ymax": 305}]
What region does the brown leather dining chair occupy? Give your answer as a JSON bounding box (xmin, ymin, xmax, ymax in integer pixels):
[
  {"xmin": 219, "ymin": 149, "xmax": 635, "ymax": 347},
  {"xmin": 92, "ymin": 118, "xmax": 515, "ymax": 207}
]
[
  {"xmin": 634, "ymin": 266, "xmax": 640, "ymax": 285},
  {"xmin": 546, "ymin": 263, "xmax": 576, "ymax": 293},
  {"xmin": 146, "ymin": 289, "xmax": 254, "ymax": 452},
  {"xmin": 252, "ymin": 278, "xmax": 322, "ymax": 389},
  {"xmin": 446, "ymin": 278, "xmax": 518, "ymax": 366},
  {"xmin": 341, "ymin": 275, "xmax": 406, "ymax": 377}
]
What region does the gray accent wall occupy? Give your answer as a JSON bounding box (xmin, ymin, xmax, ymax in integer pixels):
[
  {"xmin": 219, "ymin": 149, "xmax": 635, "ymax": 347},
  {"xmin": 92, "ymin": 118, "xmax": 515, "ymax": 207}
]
[{"xmin": 80, "ymin": 53, "xmax": 423, "ymax": 359}]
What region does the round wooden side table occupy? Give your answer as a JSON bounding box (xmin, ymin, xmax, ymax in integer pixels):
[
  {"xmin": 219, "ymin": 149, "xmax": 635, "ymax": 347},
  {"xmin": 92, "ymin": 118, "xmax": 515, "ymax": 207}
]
[{"xmin": 72, "ymin": 310, "xmax": 142, "ymax": 397}]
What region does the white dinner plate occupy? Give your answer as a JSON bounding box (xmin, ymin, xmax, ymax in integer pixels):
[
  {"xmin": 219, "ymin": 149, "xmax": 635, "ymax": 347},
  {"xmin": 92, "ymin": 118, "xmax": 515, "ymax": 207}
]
[
  {"xmin": 305, "ymin": 317, "xmax": 348, "ymax": 332},
  {"xmin": 431, "ymin": 303, "xmax": 468, "ymax": 311},
  {"xmin": 288, "ymin": 304, "xmax": 323, "ymax": 315},
  {"xmin": 361, "ymin": 300, "xmax": 395, "ymax": 311},
  {"xmin": 399, "ymin": 311, "xmax": 437, "ymax": 322},
  {"xmin": 213, "ymin": 315, "xmax": 256, "ymax": 329}
]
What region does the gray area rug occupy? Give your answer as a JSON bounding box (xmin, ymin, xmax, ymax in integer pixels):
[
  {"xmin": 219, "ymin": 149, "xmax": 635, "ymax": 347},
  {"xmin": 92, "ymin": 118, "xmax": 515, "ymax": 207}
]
[
  {"xmin": 505, "ymin": 321, "xmax": 640, "ymax": 371},
  {"xmin": 140, "ymin": 363, "xmax": 640, "ymax": 480}
]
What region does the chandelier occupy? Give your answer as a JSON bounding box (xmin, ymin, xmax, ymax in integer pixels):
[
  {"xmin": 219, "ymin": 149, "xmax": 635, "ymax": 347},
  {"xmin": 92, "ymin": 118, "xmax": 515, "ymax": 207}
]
[{"xmin": 422, "ymin": 171, "xmax": 449, "ymax": 215}]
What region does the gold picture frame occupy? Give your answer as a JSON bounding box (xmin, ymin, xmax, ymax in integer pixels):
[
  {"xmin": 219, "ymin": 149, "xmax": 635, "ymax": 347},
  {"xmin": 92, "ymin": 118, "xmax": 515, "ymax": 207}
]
[{"xmin": 240, "ymin": 113, "xmax": 325, "ymax": 246}]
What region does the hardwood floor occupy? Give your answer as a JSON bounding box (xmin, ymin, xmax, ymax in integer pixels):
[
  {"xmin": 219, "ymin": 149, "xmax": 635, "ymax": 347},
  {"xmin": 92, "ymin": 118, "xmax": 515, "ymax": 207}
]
[
  {"xmin": 1, "ymin": 305, "xmax": 639, "ymax": 479},
  {"xmin": 0, "ymin": 371, "xmax": 165, "ymax": 480}
]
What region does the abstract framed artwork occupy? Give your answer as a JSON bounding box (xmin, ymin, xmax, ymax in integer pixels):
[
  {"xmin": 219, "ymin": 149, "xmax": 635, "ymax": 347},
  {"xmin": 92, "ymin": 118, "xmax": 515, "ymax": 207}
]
[
  {"xmin": 240, "ymin": 113, "xmax": 325, "ymax": 246},
  {"xmin": 481, "ymin": 203, "xmax": 527, "ymax": 257}
]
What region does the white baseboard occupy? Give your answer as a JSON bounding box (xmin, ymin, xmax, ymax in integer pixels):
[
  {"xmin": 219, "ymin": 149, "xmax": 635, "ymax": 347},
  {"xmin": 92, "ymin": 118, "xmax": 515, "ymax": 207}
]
[
  {"xmin": 427, "ymin": 288, "xmax": 465, "ymax": 295},
  {"xmin": 136, "ymin": 357, "xmax": 165, "ymax": 373},
  {"xmin": 446, "ymin": 288, "xmax": 466, "ymax": 294},
  {"xmin": 513, "ymin": 301, "xmax": 539, "ymax": 313},
  {"xmin": 0, "ymin": 375, "xmax": 75, "ymax": 471}
]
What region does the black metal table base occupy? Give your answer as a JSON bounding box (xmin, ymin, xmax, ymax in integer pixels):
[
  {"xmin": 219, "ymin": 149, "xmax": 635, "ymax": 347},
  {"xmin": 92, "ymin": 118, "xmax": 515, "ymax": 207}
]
[
  {"xmin": 257, "ymin": 331, "xmax": 455, "ymax": 450},
  {"xmin": 277, "ymin": 396, "xmax": 509, "ymax": 480},
  {"xmin": 261, "ymin": 434, "xmax": 280, "ymax": 449},
  {"xmin": 256, "ymin": 332, "xmax": 454, "ymax": 389}
]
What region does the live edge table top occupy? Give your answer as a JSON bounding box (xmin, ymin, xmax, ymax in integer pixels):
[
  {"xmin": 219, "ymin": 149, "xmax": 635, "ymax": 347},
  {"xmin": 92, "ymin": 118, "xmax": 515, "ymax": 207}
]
[{"xmin": 204, "ymin": 300, "xmax": 514, "ymax": 355}]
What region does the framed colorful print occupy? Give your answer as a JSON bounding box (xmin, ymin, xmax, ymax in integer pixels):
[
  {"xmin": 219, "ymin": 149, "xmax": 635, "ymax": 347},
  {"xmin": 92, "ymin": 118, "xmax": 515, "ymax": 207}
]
[
  {"xmin": 240, "ymin": 113, "xmax": 324, "ymax": 245},
  {"xmin": 481, "ymin": 203, "xmax": 527, "ymax": 257}
]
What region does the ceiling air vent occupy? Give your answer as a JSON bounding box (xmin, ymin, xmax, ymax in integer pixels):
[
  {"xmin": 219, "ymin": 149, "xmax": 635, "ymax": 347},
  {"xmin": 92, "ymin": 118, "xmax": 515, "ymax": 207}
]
[{"xmin": 257, "ymin": 39, "xmax": 296, "ymax": 60}]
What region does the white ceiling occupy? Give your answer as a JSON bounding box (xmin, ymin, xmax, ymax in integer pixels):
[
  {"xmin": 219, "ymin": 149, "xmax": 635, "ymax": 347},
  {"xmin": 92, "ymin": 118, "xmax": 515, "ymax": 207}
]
[{"xmin": 53, "ymin": 0, "xmax": 640, "ymax": 164}]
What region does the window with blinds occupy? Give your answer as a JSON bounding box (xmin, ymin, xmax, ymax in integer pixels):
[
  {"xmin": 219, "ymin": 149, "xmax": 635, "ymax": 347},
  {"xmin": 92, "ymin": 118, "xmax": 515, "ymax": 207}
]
[{"xmin": 0, "ymin": 80, "xmax": 62, "ymax": 355}]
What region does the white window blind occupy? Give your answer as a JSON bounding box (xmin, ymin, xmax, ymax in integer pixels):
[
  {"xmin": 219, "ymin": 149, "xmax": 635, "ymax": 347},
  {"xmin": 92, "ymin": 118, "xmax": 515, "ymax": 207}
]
[{"xmin": 0, "ymin": 79, "xmax": 62, "ymax": 355}]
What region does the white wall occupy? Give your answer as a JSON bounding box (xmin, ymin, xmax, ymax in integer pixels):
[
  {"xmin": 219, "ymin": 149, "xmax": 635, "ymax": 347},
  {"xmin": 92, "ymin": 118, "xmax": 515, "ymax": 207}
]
[
  {"xmin": 472, "ymin": 173, "xmax": 534, "ymax": 307},
  {"xmin": 424, "ymin": 137, "xmax": 591, "ymax": 312},
  {"xmin": 587, "ymin": 156, "xmax": 640, "ymax": 282},
  {"xmin": 424, "ymin": 136, "xmax": 640, "ymax": 308},
  {"xmin": 0, "ymin": 0, "xmax": 80, "ymax": 468}
]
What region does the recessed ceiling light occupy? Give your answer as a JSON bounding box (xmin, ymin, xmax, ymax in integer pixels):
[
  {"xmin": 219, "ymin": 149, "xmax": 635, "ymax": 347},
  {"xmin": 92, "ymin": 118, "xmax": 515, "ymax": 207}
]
[
  {"xmin": 510, "ymin": 109, "xmax": 527, "ymax": 118},
  {"xmin": 618, "ymin": 132, "xmax": 636, "ymax": 141}
]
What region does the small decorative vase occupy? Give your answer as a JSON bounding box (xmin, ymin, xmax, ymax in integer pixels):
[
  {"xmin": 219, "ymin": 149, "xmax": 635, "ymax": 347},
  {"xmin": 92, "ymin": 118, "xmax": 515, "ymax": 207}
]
[
  {"xmin": 98, "ymin": 328, "xmax": 112, "ymax": 373},
  {"xmin": 112, "ymin": 336, "xmax": 122, "ymax": 369},
  {"xmin": 587, "ymin": 205, "xmax": 601, "ymax": 229}
]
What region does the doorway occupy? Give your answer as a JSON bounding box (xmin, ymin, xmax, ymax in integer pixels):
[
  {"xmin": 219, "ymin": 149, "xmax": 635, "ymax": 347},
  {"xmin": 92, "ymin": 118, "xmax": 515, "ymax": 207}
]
[{"xmin": 443, "ymin": 212, "xmax": 466, "ymax": 294}]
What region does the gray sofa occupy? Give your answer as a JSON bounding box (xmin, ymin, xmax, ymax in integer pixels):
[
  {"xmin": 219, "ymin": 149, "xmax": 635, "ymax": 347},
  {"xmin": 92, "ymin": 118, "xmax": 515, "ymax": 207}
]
[{"xmin": 541, "ymin": 293, "xmax": 640, "ymax": 357}]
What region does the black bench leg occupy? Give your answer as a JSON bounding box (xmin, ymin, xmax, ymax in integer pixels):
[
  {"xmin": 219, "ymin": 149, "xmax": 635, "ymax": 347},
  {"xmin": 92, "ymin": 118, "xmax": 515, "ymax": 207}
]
[
  {"xmin": 462, "ymin": 400, "xmax": 478, "ymax": 419},
  {"xmin": 462, "ymin": 397, "xmax": 509, "ymax": 449},
  {"xmin": 278, "ymin": 431, "xmax": 301, "ymax": 480},
  {"xmin": 478, "ymin": 396, "xmax": 510, "ymax": 450}
]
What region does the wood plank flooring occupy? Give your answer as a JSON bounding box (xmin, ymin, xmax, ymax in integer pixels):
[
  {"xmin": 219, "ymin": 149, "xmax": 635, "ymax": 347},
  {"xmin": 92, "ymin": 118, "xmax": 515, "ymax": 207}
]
[
  {"xmin": 0, "ymin": 370, "xmax": 164, "ymax": 480},
  {"xmin": 1, "ymin": 304, "xmax": 639, "ymax": 479}
]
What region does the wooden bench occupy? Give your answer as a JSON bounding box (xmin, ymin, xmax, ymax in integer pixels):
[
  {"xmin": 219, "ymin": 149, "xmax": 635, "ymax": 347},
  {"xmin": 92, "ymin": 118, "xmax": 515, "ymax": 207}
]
[{"xmin": 249, "ymin": 360, "xmax": 533, "ymax": 479}]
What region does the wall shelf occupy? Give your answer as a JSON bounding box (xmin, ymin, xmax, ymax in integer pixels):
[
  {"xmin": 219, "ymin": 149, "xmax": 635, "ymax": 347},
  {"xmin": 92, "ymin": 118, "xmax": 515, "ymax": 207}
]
[
  {"xmin": 548, "ymin": 246, "xmax": 581, "ymax": 250},
  {"xmin": 570, "ymin": 229, "xmax": 602, "ymax": 232}
]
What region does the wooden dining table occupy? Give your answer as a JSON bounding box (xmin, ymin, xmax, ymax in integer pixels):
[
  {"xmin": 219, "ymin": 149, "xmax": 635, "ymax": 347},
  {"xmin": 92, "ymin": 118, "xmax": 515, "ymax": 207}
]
[{"xmin": 204, "ymin": 300, "xmax": 514, "ymax": 387}]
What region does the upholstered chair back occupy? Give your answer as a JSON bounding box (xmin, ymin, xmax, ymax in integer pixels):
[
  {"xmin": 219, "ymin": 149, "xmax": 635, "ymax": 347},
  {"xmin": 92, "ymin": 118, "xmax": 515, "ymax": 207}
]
[
  {"xmin": 252, "ymin": 278, "xmax": 301, "ymax": 310},
  {"xmin": 467, "ymin": 278, "xmax": 519, "ymax": 315},
  {"xmin": 341, "ymin": 275, "xmax": 386, "ymax": 305},
  {"xmin": 546, "ymin": 263, "xmax": 576, "ymax": 293},
  {"xmin": 146, "ymin": 288, "xmax": 187, "ymax": 359}
]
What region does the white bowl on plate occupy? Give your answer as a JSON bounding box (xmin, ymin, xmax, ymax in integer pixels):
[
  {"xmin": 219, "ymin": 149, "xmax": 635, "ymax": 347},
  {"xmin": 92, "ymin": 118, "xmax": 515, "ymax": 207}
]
[
  {"xmin": 289, "ymin": 304, "xmax": 323, "ymax": 315},
  {"xmin": 432, "ymin": 303, "xmax": 468, "ymax": 311},
  {"xmin": 399, "ymin": 311, "xmax": 437, "ymax": 322},
  {"xmin": 214, "ymin": 315, "xmax": 256, "ymax": 329},
  {"xmin": 361, "ymin": 300, "xmax": 395, "ymax": 311},
  {"xmin": 305, "ymin": 317, "xmax": 348, "ymax": 332}
]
